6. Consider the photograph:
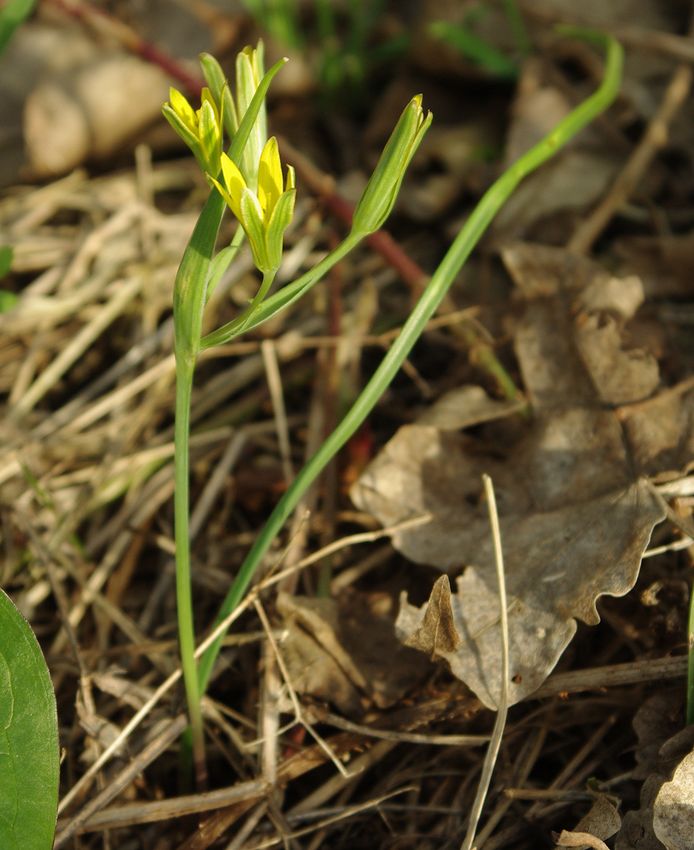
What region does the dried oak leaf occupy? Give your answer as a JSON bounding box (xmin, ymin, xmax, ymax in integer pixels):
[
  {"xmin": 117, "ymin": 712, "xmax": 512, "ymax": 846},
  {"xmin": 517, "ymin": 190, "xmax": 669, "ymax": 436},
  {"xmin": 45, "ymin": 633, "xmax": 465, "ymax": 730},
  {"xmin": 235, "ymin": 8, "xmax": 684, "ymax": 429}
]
[
  {"xmin": 615, "ymin": 692, "xmax": 693, "ymax": 850},
  {"xmin": 555, "ymin": 794, "xmax": 621, "ymax": 850},
  {"xmin": 653, "ymin": 749, "xmax": 694, "ymax": 850},
  {"xmin": 400, "ymin": 575, "xmax": 461, "ymax": 657},
  {"xmin": 417, "ymin": 385, "xmax": 524, "ymax": 430},
  {"xmin": 352, "ymin": 245, "xmax": 676, "ymax": 708},
  {"xmin": 277, "ymin": 590, "xmax": 429, "ymax": 716}
]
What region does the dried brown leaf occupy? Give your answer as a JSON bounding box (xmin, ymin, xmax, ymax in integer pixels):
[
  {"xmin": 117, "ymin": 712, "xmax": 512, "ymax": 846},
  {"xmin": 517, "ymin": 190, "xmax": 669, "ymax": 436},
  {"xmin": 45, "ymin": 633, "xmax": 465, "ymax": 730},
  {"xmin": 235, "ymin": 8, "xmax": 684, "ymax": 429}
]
[
  {"xmin": 400, "ymin": 575, "xmax": 461, "ymax": 658},
  {"xmin": 352, "ymin": 245, "xmax": 678, "ymax": 707},
  {"xmin": 575, "ymin": 315, "xmax": 660, "ymax": 405},
  {"xmin": 417, "ymin": 385, "xmax": 523, "ymax": 430},
  {"xmin": 616, "ymin": 720, "xmax": 694, "ymax": 850},
  {"xmin": 277, "ymin": 591, "xmax": 429, "ymax": 716},
  {"xmin": 555, "ymin": 794, "xmax": 621, "ymax": 850},
  {"xmin": 653, "ymin": 750, "xmax": 694, "ymax": 850},
  {"xmin": 556, "ymin": 831, "xmax": 610, "ymax": 850}
]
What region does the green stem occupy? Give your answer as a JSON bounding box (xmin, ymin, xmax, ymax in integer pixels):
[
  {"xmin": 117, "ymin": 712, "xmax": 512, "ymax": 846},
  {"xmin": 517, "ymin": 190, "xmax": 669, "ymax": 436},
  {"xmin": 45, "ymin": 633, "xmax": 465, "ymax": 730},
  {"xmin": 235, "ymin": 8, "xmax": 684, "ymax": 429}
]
[
  {"xmin": 174, "ymin": 353, "xmax": 206, "ymax": 783},
  {"xmin": 239, "ymin": 268, "xmax": 277, "ymax": 331},
  {"xmin": 201, "ymin": 232, "xmax": 362, "ymax": 348},
  {"xmin": 198, "ymin": 33, "xmax": 623, "ymax": 693}
]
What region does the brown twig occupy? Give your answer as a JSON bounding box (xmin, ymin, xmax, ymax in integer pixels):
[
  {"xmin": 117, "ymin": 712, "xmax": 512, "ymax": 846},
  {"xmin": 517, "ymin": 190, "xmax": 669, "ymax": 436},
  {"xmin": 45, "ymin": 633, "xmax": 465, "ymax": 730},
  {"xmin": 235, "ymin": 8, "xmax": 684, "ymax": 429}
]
[
  {"xmin": 569, "ymin": 62, "xmax": 693, "ymax": 254},
  {"xmin": 46, "ymin": 0, "xmax": 206, "ymax": 93}
]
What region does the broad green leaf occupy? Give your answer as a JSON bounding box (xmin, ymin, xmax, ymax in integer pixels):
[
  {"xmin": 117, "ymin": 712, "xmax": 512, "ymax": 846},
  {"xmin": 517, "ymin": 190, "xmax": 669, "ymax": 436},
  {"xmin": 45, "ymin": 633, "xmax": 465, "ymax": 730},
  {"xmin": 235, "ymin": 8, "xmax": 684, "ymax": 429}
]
[{"xmin": 0, "ymin": 588, "xmax": 59, "ymax": 850}]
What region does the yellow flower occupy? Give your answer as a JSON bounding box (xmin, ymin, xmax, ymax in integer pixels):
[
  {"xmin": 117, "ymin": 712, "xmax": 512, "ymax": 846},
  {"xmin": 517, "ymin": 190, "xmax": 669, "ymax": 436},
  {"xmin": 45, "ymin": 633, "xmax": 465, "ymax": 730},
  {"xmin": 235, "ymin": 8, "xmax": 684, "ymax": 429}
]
[
  {"xmin": 162, "ymin": 86, "xmax": 222, "ymax": 176},
  {"xmin": 210, "ymin": 137, "xmax": 296, "ymax": 274}
]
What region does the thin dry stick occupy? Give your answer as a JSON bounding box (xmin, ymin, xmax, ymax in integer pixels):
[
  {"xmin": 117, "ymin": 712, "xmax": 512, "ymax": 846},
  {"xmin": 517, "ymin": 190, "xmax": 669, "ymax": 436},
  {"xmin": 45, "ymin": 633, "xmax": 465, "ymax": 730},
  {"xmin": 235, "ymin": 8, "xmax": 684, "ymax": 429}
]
[
  {"xmin": 472, "ymin": 719, "xmax": 552, "ymax": 849},
  {"xmin": 54, "ymin": 715, "xmax": 189, "ymax": 847},
  {"xmin": 259, "ymin": 639, "xmax": 282, "ymax": 787},
  {"xmin": 295, "ymin": 513, "xmax": 431, "ymax": 571},
  {"xmin": 532, "ymin": 654, "xmax": 686, "ymax": 698},
  {"xmin": 525, "ymin": 715, "xmax": 617, "ymax": 821},
  {"xmin": 477, "ymin": 720, "xmax": 554, "ymax": 850},
  {"xmin": 243, "ymin": 786, "xmax": 415, "ymax": 850},
  {"xmin": 223, "ymin": 802, "xmax": 270, "ymax": 850},
  {"xmin": 57, "ymin": 577, "xmax": 268, "ymax": 814},
  {"xmin": 11, "ymin": 276, "xmax": 143, "ymax": 418},
  {"xmin": 613, "ymin": 26, "xmax": 694, "ymax": 63},
  {"xmin": 57, "ymin": 774, "xmax": 269, "ymax": 834},
  {"xmin": 190, "ymin": 431, "xmax": 248, "ymax": 539},
  {"xmin": 317, "ymin": 711, "xmax": 489, "ymax": 747},
  {"xmin": 569, "ymin": 62, "xmax": 693, "ymax": 254},
  {"xmin": 288, "ymin": 740, "xmax": 395, "ymax": 817},
  {"xmin": 461, "ymin": 474, "xmax": 510, "ymax": 850},
  {"xmin": 57, "ymin": 514, "xmax": 431, "ymax": 813},
  {"xmin": 278, "ymin": 369, "xmax": 326, "ymax": 595},
  {"xmin": 253, "ymin": 599, "xmax": 350, "ymax": 778},
  {"xmin": 262, "ymin": 339, "xmax": 295, "ymax": 484}
]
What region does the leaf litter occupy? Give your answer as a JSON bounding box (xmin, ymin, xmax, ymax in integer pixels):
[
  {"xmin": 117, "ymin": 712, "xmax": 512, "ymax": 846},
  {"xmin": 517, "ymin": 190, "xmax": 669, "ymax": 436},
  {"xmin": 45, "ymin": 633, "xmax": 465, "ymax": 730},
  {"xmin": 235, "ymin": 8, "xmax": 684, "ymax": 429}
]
[
  {"xmin": 351, "ymin": 243, "xmax": 694, "ymax": 708},
  {"xmin": 2, "ymin": 3, "xmax": 694, "ymax": 849}
]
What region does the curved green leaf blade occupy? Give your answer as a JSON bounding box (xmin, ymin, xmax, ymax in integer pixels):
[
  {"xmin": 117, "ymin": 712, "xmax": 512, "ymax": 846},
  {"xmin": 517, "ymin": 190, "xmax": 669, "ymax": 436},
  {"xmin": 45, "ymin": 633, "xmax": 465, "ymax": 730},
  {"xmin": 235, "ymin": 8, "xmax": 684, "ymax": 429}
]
[
  {"xmin": 0, "ymin": 589, "xmax": 59, "ymax": 850},
  {"xmin": 0, "ymin": 0, "xmax": 36, "ymax": 56}
]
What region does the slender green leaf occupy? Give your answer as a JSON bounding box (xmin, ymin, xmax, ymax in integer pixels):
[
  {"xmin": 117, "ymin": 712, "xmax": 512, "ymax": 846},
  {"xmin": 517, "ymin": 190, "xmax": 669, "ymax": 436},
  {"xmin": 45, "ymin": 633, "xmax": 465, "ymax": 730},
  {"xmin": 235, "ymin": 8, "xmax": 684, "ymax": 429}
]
[
  {"xmin": 0, "ymin": 588, "xmax": 59, "ymax": 850},
  {"xmin": 0, "ymin": 0, "xmax": 35, "ymax": 55},
  {"xmin": 430, "ymin": 20, "xmax": 518, "ymax": 78},
  {"xmin": 265, "ymin": 187, "xmax": 296, "ymax": 270},
  {"xmin": 198, "ymin": 32, "xmax": 624, "ymax": 692},
  {"xmin": 0, "ymin": 245, "xmax": 13, "ymax": 278}
]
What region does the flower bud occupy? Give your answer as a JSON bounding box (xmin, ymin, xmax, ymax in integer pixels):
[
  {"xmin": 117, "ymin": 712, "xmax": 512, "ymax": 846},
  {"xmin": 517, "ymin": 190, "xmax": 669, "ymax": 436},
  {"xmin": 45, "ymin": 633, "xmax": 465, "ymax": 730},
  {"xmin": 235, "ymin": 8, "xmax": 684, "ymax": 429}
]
[
  {"xmin": 162, "ymin": 85, "xmax": 223, "ymax": 176},
  {"xmin": 352, "ymin": 95, "xmax": 432, "ymax": 236},
  {"xmin": 235, "ymin": 43, "xmax": 267, "ymax": 190}
]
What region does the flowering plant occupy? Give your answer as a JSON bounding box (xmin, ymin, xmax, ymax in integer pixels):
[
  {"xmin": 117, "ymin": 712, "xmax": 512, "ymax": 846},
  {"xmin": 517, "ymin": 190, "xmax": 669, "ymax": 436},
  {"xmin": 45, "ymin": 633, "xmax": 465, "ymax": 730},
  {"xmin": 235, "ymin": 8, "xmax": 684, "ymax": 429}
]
[{"xmin": 164, "ymin": 35, "xmax": 623, "ymax": 786}]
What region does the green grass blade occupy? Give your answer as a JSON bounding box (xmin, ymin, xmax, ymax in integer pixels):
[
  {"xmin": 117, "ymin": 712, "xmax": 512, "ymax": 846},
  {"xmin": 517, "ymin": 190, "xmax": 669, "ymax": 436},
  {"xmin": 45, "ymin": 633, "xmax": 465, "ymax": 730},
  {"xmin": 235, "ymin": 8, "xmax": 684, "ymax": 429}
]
[
  {"xmin": 198, "ymin": 32, "xmax": 624, "ymax": 692},
  {"xmin": 430, "ymin": 20, "xmax": 519, "ymax": 78},
  {"xmin": 0, "ymin": 0, "xmax": 35, "ymax": 56},
  {"xmin": 0, "ymin": 589, "xmax": 59, "ymax": 850}
]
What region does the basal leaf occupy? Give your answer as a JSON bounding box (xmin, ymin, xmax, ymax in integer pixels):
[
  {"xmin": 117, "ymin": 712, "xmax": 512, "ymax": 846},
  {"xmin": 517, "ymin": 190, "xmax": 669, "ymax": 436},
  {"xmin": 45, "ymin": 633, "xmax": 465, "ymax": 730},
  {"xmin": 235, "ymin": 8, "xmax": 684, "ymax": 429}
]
[{"xmin": 0, "ymin": 589, "xmax": 59, "ymax": 850}]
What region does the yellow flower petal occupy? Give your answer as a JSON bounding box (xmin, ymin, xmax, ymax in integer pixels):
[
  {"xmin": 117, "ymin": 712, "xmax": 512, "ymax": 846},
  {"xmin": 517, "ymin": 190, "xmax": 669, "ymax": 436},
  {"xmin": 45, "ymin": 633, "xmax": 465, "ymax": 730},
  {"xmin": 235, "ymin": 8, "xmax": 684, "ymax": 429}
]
[
  {"xmin": 257, "ymin": 137, "xmax": 283, "ymax": 215},
  {"xmin": 220, "ymin": 153, "xmax": 247, "ymax": 221},
  {"xmin": 169, "ymin": 87, "xmax": 196, "ymax": 132}
]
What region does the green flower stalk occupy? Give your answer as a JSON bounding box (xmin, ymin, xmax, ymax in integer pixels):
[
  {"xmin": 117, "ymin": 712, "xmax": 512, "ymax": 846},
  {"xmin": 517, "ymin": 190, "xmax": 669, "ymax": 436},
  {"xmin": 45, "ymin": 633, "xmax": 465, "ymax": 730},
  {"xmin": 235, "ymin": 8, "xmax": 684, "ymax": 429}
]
[
  {"xmin": 351, "ymin": 94, "xmax": 432, "ymax": 236},
  {"xmin": 209, "ymin": 138, "xmax": 296, "ymax": 276},
  {"xmin": 164, "ymin": 45, "xmax": 287, "ymax": 787}
]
